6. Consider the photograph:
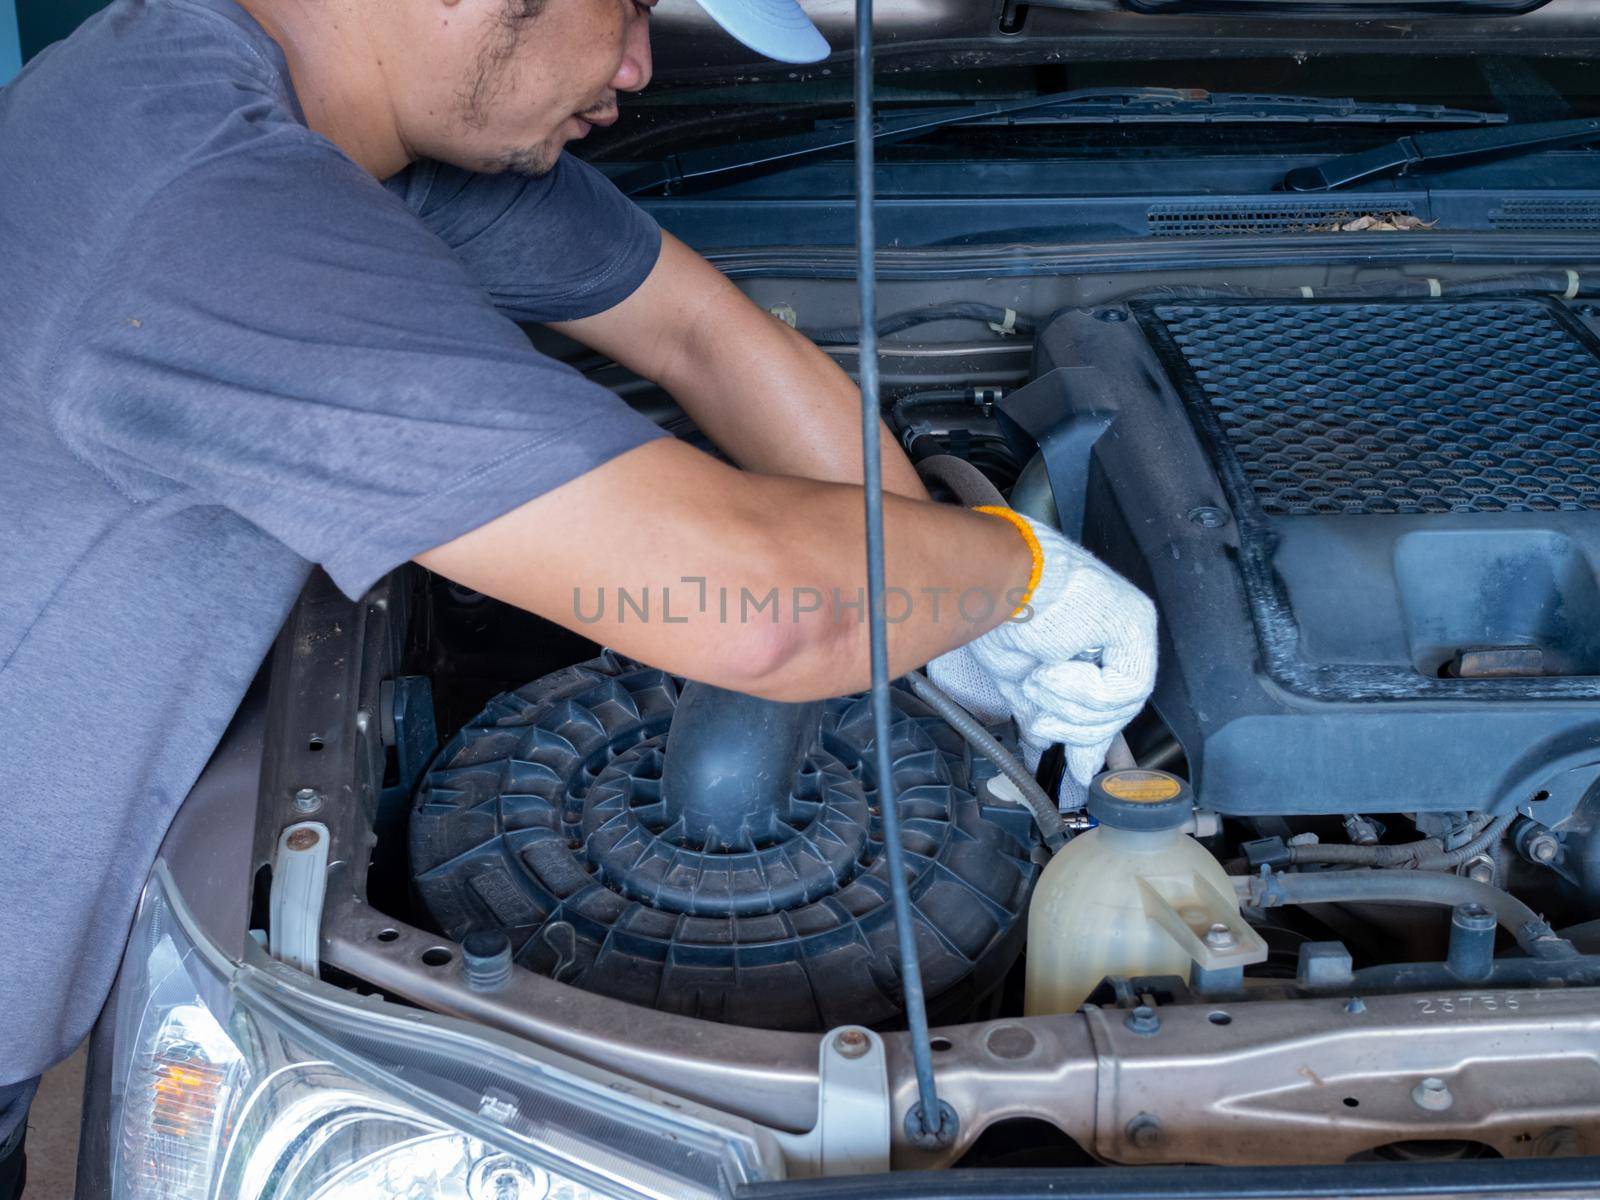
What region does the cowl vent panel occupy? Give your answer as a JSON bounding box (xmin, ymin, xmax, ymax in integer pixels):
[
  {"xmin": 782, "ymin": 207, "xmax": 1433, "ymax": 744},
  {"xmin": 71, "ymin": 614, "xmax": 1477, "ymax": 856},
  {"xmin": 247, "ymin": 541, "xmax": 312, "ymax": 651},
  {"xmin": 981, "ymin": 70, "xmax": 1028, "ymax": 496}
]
[{"xmin": 1147, "ymin": 199, "xmax": 1418, "ymax": 237}]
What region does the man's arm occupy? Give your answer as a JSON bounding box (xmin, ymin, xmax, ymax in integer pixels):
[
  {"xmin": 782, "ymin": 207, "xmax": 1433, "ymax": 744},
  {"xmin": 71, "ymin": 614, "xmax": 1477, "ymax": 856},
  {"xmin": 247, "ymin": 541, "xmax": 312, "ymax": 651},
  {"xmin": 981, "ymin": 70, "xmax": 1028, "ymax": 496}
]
[
  {"xmin": 551, "ymin": 232, "xmax": 930, "ymax": 501},
  {"xmin": 416, "ymin": 439, "xmax": 1030, "ymax": 703}
]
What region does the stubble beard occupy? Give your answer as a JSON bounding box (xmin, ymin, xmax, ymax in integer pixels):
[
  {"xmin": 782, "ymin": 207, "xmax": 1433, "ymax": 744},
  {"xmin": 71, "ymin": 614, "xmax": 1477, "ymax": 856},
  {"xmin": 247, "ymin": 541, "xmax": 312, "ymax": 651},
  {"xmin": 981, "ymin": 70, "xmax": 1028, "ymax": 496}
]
[
  {"xmin": 481, "ymin": 99, "xmax": 616, "ymax": 177},
  {"xmin": 485, "ymin": 139, "xmax": 561, "ymax": 178},
  {"xmin": 459, "ymin": 0, "xmax": 560, "ymax": 177},
  {"xmin": 459, "ymin": 0, "xmax": 616, "ymax": 179}
]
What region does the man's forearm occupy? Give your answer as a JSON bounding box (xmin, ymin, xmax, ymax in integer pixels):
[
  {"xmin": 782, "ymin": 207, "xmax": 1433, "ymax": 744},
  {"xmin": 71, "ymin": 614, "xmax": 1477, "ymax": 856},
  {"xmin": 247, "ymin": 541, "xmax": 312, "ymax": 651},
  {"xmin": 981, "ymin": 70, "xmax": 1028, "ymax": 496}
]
[
  {"xmin": 662, "ymin": 299, "xmax": 930, "ymax": 500},
  {"xmin": 416, "ymin": 440, "xmax": 1029, "ymax": 702},
  {"xmin": 554, "ymin": 232, "xmax": 930, "ymax": 501}
]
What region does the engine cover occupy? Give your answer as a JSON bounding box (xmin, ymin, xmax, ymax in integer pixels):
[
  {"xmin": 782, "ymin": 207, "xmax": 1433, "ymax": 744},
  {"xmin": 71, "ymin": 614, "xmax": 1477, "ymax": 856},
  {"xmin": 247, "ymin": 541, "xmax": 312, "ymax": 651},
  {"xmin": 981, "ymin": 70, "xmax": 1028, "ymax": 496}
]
[{"xmin": 1001, "ymin": 297, "xmax": 1600, "ymax": 818}]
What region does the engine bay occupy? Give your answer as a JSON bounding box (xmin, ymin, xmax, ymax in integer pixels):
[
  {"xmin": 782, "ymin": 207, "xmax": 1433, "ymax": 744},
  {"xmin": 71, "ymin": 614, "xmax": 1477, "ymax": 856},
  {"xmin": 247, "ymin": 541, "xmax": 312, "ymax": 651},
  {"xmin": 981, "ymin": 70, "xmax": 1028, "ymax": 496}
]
[{"xmin": 259, "ymin": 257, "xmax": 1600, "ymax": 1176}]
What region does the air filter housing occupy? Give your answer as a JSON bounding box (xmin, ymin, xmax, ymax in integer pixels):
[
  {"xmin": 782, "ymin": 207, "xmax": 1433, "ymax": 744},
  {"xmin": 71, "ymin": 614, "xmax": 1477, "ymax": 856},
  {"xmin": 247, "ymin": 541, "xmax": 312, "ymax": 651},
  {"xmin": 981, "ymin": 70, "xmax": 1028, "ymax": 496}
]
[
  {"xmin": 410, "ymin": 653, "xmax": 1037, "ymax": 1031},
  {"xmin": 1000, "ymin": 297, "xmax": 1600, "ymax": 821}
]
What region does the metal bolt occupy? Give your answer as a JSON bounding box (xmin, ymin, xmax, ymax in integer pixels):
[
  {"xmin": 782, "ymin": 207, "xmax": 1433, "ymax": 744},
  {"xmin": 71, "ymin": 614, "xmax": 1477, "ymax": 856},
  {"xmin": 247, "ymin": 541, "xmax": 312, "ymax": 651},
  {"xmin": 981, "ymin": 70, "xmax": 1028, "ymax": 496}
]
[
  {"xmin": 355, "ymin": 709, "xmax": 372, "ymax": 735},
  {"xmin": 833, "ymin": 1029, "xmax": 871, "ymax": 1059},
  {"xmin": 1204, "ymin": 922, "xmax": 1237, "ymax": 949},
  {"xmin": 285, "ymin": 827, "xmax": 320, "ymax": 852},
  {"xmin": 1187, "ymin": 505, "xmax": 1228, "ymax": 529},
  {"xmin": 1528, "ymin": 832, "xmax": 1561, "ymax": 864},
  {"xmin": 1126, "ymin": 1113, "xmax": 1162, "ymax": 1148},
  {"xmin": 1344, "ymin": 996, "xmax": 1367, "ymax": 1014},
  {"xmin": 1094, "ymin": 308, "xmax": 1129, "ymax": 323},
  {"xmin": 1411, "ymin": 1076, "xmax": 1453, "ymax": 1112},
  {"xmin": 292, "ymin": 788, "xmax": 321, "ymax": 813},
  {"xmin": 1125, "ymin": 1005, "xmax": 1161, "ymax": 1036},
  {"xmin": 1462, "ymin": 853, "xmax": 1496, "ymax": 883},
  {"xmin": 462, "ymin": 930, "xmax": 514, "ymax": 993}
]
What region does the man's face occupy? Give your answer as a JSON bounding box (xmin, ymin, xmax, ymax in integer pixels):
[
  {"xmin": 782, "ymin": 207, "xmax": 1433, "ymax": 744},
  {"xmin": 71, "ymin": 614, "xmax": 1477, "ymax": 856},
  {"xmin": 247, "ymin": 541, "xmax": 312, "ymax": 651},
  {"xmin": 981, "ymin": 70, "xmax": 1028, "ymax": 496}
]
[{"xmin": 403, "ymin": 0, "xmax": 655, "ymax": 177}]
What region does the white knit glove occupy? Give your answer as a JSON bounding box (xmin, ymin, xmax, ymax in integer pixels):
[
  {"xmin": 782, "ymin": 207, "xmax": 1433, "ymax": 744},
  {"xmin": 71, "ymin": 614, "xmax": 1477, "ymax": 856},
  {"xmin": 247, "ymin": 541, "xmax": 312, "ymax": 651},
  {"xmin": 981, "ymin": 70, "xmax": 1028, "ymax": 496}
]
[
  {"xmin": 932, "ymin": 514, "xmax": 1158, "ymax": 787},
  {"xmin": 927, "ymin": 643, "xmax": 1010, "ymax": 725}
]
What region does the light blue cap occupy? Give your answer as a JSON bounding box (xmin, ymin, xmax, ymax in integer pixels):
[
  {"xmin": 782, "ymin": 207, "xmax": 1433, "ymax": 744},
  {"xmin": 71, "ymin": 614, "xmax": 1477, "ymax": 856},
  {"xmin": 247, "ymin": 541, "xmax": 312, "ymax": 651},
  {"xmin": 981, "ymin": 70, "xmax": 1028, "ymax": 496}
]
[{"xmin": 694, "ymin": 0, "xmax": 829, "ymax": 63}]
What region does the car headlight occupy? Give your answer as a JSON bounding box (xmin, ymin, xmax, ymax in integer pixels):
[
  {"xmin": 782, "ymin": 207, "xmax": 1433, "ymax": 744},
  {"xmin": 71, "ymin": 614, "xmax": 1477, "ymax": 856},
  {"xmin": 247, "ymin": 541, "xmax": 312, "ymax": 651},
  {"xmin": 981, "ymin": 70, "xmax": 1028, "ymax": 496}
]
[{"xmin": 106, "ymin": 866, "xmax": 770, "ymax": 1199}]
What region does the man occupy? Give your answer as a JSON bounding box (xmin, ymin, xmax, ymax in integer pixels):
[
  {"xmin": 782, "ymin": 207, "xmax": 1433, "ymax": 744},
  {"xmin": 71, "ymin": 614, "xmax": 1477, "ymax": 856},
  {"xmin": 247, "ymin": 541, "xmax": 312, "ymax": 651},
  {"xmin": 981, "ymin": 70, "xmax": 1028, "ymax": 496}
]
[{"xmin": 0, "ymin": 0, "xmax": 1156, "ymax": 1184}]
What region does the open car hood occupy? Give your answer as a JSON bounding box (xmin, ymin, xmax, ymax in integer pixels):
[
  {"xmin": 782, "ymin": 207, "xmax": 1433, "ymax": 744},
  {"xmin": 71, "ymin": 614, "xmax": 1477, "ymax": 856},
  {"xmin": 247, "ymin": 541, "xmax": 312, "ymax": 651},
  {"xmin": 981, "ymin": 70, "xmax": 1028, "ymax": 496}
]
[{"xmin": 646, "ymin": 0, "xmax": 1600, "ymax": 80}]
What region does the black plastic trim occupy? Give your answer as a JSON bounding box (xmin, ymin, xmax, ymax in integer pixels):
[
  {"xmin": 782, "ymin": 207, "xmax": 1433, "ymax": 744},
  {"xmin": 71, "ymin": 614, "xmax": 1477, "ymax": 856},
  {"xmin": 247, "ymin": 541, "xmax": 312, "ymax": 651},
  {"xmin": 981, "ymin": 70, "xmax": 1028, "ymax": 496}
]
[
  {"xmin": 700, "ymin": 235, "xmax": 1600, "ymax": 281},
  {"xmin": 1127, "ymin": 0, "xmax": 1548, "ymax": 15},
  {"xmin": 739, "ymin": 1156, "xmax": 1600, "ymax": 1198}
]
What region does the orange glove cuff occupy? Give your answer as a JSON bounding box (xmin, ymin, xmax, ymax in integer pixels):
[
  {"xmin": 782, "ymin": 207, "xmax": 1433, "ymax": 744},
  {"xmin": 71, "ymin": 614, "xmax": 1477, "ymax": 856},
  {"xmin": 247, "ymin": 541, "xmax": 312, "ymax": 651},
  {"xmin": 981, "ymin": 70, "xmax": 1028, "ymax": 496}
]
[{"xmin": 974, "ymin": 505, "xmax": 1044, "ymax": 617}]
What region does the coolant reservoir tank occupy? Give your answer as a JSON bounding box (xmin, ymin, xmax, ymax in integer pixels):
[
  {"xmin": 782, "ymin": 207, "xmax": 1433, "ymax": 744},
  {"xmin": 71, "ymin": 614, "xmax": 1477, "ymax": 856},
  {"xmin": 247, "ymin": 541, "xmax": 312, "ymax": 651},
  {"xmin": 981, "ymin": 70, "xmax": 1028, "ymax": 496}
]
[{"xmin": 1024, "ymin": 769, "xmax": 1267, "ymax": 1016}]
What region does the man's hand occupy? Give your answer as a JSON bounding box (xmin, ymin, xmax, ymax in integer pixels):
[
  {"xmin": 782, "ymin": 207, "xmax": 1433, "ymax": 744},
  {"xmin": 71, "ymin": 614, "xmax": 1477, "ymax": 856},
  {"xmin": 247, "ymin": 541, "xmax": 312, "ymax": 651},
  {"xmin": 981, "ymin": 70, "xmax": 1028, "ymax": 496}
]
[{"xmin": 950, "ymin": 514, "xmax": 1158, "ymax": 787}]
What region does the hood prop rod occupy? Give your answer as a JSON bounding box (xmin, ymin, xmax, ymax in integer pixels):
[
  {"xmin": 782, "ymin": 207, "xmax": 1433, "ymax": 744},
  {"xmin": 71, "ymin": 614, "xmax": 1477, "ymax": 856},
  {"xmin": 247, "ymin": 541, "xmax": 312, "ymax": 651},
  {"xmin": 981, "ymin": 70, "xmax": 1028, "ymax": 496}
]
[{"xmin": 853, "ymin": 0, "xmax": 957, "ymax": 1152}]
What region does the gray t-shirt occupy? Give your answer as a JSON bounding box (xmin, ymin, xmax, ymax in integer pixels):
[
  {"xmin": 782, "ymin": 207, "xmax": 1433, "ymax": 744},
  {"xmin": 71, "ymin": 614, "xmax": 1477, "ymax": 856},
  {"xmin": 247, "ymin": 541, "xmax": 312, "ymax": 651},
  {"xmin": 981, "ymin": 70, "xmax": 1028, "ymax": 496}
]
[{"xmin": 0, "ymin": 0, "xmax": 667, "ymax": 1095}]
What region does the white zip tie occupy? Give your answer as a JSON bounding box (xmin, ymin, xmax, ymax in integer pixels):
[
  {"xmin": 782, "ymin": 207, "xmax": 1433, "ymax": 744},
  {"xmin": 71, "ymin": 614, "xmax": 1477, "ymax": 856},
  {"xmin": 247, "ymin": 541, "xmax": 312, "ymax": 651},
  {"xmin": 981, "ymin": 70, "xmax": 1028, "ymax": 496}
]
[
  {"xmin": 1299, "ymin": 286, "xmax": 1314, "ymax": 298},
  {"xmin": 987, "ymin": 307, "xmax": 1018, "ymax": 336},
  {"xmin": 1425, "ymin": 278, "xmax": 1442, "ymax": 298},
  {"xmin": 1564, "ymin": 269, "xmax": 1581, "ymax": 300}
]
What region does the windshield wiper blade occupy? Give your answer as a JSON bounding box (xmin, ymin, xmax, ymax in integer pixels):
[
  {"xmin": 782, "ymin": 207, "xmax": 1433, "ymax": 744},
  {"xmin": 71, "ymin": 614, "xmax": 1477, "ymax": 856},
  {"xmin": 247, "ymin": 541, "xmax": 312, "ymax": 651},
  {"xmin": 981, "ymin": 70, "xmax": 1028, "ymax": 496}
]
[
  {"xmin": 826, "ymin": 92, "xmax": 1507, "ymax": 129},
  {"xmin": 617, "ymin": 88, "xmax": 1505, "ymax": 197},
  {"xmin": 619, "ymin": 86, "xmax": 1173, "ymax": 195},
  {"xmin": 1284, "ymin": 116, "xmax": 1600, "ymax": 191}
]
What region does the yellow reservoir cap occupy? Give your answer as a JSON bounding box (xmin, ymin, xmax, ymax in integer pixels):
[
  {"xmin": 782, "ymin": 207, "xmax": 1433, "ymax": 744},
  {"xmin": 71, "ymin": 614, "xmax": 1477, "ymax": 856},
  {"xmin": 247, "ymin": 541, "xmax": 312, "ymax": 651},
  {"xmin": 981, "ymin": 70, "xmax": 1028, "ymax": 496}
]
[
  {"xmin": 1099, "ymin": 770, "xmax": 1184, "ymax": 804},
  {"xmin": 1087, "ymin": 768, "xmax": 1193, "ymax": 832}
]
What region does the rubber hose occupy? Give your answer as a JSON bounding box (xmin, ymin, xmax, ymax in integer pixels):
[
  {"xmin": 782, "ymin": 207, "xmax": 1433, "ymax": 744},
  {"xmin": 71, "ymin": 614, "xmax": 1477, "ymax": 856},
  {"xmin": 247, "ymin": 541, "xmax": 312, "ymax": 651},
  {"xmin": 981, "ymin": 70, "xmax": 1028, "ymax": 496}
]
[
  {"xmin": 1287, "ymin": 812, "xmax": 1495, "ymax": 867},
  {"xmin": 1413, "ymin": 813, "xmax": 1515, "ymax": 871},
  {"xmin": 1238, "ymin": 869, "xmax": 1570, "ymax": 959},
  {"xmin": 1105, "ymin": 735, "xmax": 1138, "ymax": 771},
  {"xmin": 810, "ymin": 278, "xmax": 1588, "ymax": 349},
  {"xmin": 1488, "ymin": 831, "xmax": 1510, "ymax": 888},
  {"xmin": 1288, "ymin": 839, "xmax": 1443, "ymax": 867},
  {"xmin": 893, "ymin": 388, "xmax": 973, "ymax": 411},
  {"xmin": 891, "ymin": 390, "xmax": 980, "ymax": 433},
  {"xmin": 807, "ymin": 303, "xmax": 1036, "ymax": 346},
  {"xmin": 811, "ymin": 277, "xmax": 1588, "ymax": 352},
  {"xmin": 907, "ymin": 671, "xmax": 1066, "ymax": 852},
  {"xmin": 1124, "ymin": 272, "xmax": 1588, "ymax": 306},
  {"xmin": 1448, "ymin": 272, "xmax": 1582, "ymax": 297},
  {"xmin": 916, "ymin": 454, "xmax": 1007, "ymax": 509}
]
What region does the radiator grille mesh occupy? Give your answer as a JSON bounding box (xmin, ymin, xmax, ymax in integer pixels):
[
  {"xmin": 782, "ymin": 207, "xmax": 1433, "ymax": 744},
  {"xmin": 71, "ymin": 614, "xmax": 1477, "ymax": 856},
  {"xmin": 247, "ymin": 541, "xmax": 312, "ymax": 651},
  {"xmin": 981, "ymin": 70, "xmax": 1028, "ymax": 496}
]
[{"xmin": 1150, "ymin": 299, "xmax": 1600, "ymax": 516}]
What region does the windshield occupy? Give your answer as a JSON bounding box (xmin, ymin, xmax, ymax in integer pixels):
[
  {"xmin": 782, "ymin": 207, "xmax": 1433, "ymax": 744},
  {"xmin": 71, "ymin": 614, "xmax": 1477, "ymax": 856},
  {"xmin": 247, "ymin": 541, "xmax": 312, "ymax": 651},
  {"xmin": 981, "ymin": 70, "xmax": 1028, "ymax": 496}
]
[
  {"xmin": 587, "ymin": 54, "xmax": 1599, "ymax": 162},
  {"xmin": 577, "ymin": 54, "xmax": 1600, "ymax": 248}
]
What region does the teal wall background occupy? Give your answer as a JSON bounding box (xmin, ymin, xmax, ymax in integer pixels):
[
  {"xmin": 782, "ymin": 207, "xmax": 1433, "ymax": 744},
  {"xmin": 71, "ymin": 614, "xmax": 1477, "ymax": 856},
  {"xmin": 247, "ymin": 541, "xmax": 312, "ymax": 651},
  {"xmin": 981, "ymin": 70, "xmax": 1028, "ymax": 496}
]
[
  {"xmin": 1, "ymin": 1, "xmax": 21, "ymax": 84},
  {"xmin": 17, "ymin": 0, "xmax": 108, "ymax": 62}
]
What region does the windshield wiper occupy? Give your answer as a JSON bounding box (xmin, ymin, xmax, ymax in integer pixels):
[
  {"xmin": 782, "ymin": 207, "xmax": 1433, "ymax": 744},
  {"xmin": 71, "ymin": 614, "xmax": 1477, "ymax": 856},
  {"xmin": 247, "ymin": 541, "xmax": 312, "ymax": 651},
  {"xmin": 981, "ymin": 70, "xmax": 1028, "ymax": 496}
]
[
  {"xmin": 617, "ymin": 88, "xmax": 1506, "ymax": 197},
  {"xmin": 1283, "ymin": 116, "xmax": 1600, "ymax": 191}
]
